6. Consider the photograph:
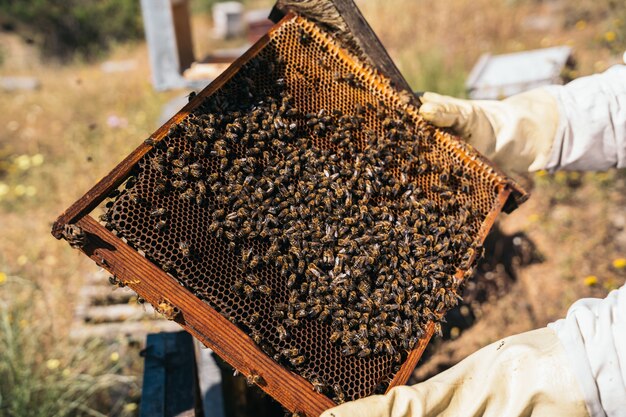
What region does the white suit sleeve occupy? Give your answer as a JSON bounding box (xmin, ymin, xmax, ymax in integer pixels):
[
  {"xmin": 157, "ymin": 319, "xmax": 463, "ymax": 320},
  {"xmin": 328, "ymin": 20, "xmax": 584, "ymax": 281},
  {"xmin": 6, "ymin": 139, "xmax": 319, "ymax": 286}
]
[
  {"xmin": 544, "ymin": 65, "xmax": 626, "ymax": 171},
  {"xmin": 548, "ymin": 284, "xmax": 626, "ymax": 417}
]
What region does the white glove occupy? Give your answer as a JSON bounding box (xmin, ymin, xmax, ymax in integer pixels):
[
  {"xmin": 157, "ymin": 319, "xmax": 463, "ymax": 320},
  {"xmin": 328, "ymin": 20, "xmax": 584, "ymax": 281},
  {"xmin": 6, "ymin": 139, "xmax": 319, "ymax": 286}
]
[
  {"xmin": 418, "ymin": 89, "xmax": 559, "ymax": 173},
  {"xmin": 320, "ymin": 327, "xmax": 589, "ymax": 417}
]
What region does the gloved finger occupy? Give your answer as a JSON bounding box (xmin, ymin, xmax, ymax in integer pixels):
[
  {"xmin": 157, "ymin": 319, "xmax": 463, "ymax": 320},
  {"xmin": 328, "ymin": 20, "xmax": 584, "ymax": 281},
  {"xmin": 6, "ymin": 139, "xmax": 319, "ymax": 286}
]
[
  {"xmin": 418, "ymin": 92, "xmax": 474, "ymax": 129},
  {"xmin": 419, "ymin": 102, "xmax": 462, "ymax": 127}
]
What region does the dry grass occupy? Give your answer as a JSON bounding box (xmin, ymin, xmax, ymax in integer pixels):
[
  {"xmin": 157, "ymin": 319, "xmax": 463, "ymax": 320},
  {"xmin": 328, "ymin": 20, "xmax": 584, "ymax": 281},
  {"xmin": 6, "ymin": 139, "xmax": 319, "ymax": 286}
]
[
  {"xmin": 0, "ymin": 41, "xmax": 172, "ymax": 415},
  {"xmin": 0, "ymin": 0, "xmax": 625, "ymax": 413},
  {"xmin": 359, "ymin": 0, "xmax": 625, "ymax": 93}
]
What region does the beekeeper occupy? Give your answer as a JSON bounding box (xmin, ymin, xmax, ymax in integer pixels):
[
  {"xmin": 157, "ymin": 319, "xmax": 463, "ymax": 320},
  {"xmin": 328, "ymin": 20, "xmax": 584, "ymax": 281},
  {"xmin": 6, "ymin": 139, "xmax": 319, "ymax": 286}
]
[{"xmin": 321, "ymin": 64, "xmax": 626, "ymax": 417}]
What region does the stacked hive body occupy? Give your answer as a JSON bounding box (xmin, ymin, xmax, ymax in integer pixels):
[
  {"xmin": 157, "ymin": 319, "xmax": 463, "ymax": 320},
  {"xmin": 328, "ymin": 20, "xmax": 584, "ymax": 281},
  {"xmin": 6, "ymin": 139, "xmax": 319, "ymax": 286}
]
[{"xmin": 53, "ymin": 14, "xmax": 525, "ymax": 417}]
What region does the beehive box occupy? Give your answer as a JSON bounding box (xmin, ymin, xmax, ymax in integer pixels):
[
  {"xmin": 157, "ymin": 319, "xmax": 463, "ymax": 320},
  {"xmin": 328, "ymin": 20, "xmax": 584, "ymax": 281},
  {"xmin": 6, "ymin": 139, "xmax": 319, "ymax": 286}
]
[{"xmin": 52, "ymin": 14, "xmax": 526, "ymax": 417}]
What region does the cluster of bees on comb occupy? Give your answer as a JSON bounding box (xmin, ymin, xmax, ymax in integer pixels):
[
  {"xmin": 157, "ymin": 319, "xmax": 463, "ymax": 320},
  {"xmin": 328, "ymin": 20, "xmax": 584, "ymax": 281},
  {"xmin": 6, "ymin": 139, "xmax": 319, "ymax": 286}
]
[{"xmin": 101, "ymin": 28, "xmax": 485, "ymax": 402}]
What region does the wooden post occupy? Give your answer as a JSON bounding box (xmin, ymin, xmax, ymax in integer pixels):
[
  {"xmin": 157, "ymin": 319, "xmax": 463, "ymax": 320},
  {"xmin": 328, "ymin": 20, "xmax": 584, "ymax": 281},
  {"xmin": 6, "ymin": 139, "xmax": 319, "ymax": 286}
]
[{"xmin": 140, "ymin": 0, "xmax": 195, "ymax": 90}]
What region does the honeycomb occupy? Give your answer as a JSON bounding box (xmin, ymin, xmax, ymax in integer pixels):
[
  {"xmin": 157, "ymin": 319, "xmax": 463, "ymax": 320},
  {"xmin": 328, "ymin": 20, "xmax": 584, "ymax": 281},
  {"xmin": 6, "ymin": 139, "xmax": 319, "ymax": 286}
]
[{"xmin": 100, "ymin": 15, "xmax": 511, "ymax": 404}]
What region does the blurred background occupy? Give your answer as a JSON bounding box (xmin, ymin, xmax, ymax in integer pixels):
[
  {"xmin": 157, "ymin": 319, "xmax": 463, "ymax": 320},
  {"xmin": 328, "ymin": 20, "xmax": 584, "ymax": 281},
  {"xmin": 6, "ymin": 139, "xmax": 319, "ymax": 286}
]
[{"xmin": 0, "ymin": 0, "xmax": 625, "ymax": 416}]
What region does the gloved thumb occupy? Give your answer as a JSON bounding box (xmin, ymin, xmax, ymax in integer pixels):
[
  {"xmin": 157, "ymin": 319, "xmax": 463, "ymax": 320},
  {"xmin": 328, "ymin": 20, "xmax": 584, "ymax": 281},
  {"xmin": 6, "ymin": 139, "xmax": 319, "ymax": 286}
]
[
  {"xmin": 418, "ymin": 92, "xmax": 475, "ymax": 129},
  {"xmin": 419, "ymin": 92, "xmax": 498, "ymax": 155}
]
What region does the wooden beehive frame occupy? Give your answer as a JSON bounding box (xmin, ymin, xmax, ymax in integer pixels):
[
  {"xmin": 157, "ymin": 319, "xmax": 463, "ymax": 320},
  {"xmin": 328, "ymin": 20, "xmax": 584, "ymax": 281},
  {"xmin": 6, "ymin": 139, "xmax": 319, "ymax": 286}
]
[{"xmin": 53, "ymin": 14, "xmax": 523, "ymax": 417}]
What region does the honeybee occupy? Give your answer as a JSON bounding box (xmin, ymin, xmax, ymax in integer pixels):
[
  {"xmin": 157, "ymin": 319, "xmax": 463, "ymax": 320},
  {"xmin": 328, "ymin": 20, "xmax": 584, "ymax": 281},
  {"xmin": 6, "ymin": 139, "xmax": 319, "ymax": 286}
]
[
  {"xmin": 283, "ymin": 317, "xmax": 299, "ymax": 327},
  {"xmin": 246, "ymin": 373, "xmax": 264, "ymax": 386},
  {"xmin": 434, "ymin": 322, "xmax": 443, "ymax": 337},
  {"xmin": 150, "ymin": 207, "xmax": 166, "ymax": 217},
  {"xmin": 162, "ymin": 261, "xmax": 175, "ymax": 273},
  {"xmin": 155, "ymin": 220, "xmax": 167, "ymax": 231},
  {"xmin": 311, "ymin": 377, "xmax": 327, "ymax": 394},
  {"xmin": 189, "ymin": 163, "xmax": 202, "ymax": 179},
  {"xmin": 298, "ymin": 28, "xmax": 311, "ymax": 45},
  {"xmin": 307, "ymin": 304, "xmax": 322, "ymax": 318},
  {"xmin": 156, "ymin": 298, "xmax": 179, "ymax": 320},
  {"xmin": 155, "ymin": 179, "xmax": 168, "ymax": 194},
  {"xmin": 277, "ymin": 325, "xmax": 289, "ymax": 341},
  {"xmin": 250, "ymin": 330, "xmax": 262, "ymax": 344},
  {"xmin": 180, "ymin": 188, "xmax": 195, "ymax": 202},
  {"xmin": 282, "ymin": 348, "xmax": 299, "ymax": 358},
  {"xmin": 332, "ymin": 384, "xmax": 346, "ymax": 404},
  {"xmin": 329, "ymin": 330, "xmax": 342, "ymax": 344},
  {"xmin": 341, "ymin": 346, "xmax": 358, "ymax": 356},
  {"xmin": 178, "ymin": 241, "xmax": 191, "ymax": 258},
  {"xmin": 258, "ymin": 285, "xmax": 271, "ymax": 296},
  {"xmin": 290, "ymin": 355, "xmax": 305, "ymax": 366},
  {"xmin": 383, "ymin": 339, "xmax": 396, "ymax": 355},
  {"xmin": 127, "ymin": 191, "xmax": 142, "ymax": 204},
  {"xmin": 244, "ymin": 274, "xmax": 260, "ymax": 286},
  {"xmin": 243, "ymin": 284, "xmax": 255, "ymax": 299},
  {"xmin": 165, "ymin": 146, "xmax": 176, "ymax": 161},
  {"xmin": 439, "ymin": 170, "xmax": 450, "ymax": 184},
  {"xmin": 194, "ymin": 140, "xmax": 208, "ymax": 156},
  {"xmin": 108, "ymin": 275, "xmax": 124, "ymax": 287},
  {"xmin": 287, "ymin": 273, "xmax": 297, "ymax": 289},
  {"xmin": 358, "ymin": 348, "xmax": 371, "ymax": 358},
  {"xmin": 172, "ymin": 180, "xmax": 187, "ymax": 190}
]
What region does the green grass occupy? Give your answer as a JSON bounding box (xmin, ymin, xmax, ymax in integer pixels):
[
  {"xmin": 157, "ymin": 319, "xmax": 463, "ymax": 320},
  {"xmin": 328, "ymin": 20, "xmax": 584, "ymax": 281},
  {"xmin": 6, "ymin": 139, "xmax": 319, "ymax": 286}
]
[
  {"xmin": 398, "ymin": 50, "xmax": 467, "ymax": 97},
  {"xmin": 0, "ymin": 45, "xmax": 169, "ymax": 416},
  {"xmin": 0, "ymin": 276, "xmax": 138, "ymax": 417}
]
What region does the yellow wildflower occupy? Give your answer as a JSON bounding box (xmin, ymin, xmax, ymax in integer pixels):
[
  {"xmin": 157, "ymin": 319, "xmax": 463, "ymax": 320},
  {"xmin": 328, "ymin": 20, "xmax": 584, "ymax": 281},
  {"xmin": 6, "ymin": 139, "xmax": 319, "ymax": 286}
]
[
  {"xmin": 31, "ymin": 154, "xmax": 44, "ymax": 166},
  {"xmin": 554, "ymin": 171, "xmax": 568, "ymax": 183},
  {"xmin": 14, "ymin": 155, "xmax": 31, "ymax": 171},
  {"xmin": 604, "ymin": 278, "xmax": 619, "ymax": 291},
  {"xmin": 0, "ymin": 272, "xmax": 6, "ymax": 284},
  {"xmin": 46, "ymin": 359, "xmax": 61, "ymax": 370},
  {"xmin": 568, "ymin": 171, "xmax": 581, "ymax": 181},
  {"xmin": 527, "ymin": 214, "xmax": 540, "ymax": 223},
  {"xmin": 583, "ymin": 275, "xmax": 598, "ymax": 286},
  {"xmin": 605, "ymin": 31, "xmax": 616, "ymax": 42},
  {"xmin": 124, "ymin": 403, "xmax": 138, "ymax": 412},
  {"xmin": 110, "ymin": 352, "xmax": 120, "ymax": 362},
  {"xmin": 14, "ymin": 185, "xmax": 26, "ymax": 196},
  {"xmin": 612, "ymin": 258, "xmax": 626, "ymax": 269},
  {"xmin": 450, "ymin": 327, "xmax": 460, "ymax": 339}
]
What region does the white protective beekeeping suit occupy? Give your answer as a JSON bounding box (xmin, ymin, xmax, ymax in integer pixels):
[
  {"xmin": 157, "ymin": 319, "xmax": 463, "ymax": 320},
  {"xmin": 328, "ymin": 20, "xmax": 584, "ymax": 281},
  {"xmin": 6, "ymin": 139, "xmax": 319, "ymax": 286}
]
[{"xmin": 321, "ymin": 65, "xmax": 626, "ymax": 417}]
